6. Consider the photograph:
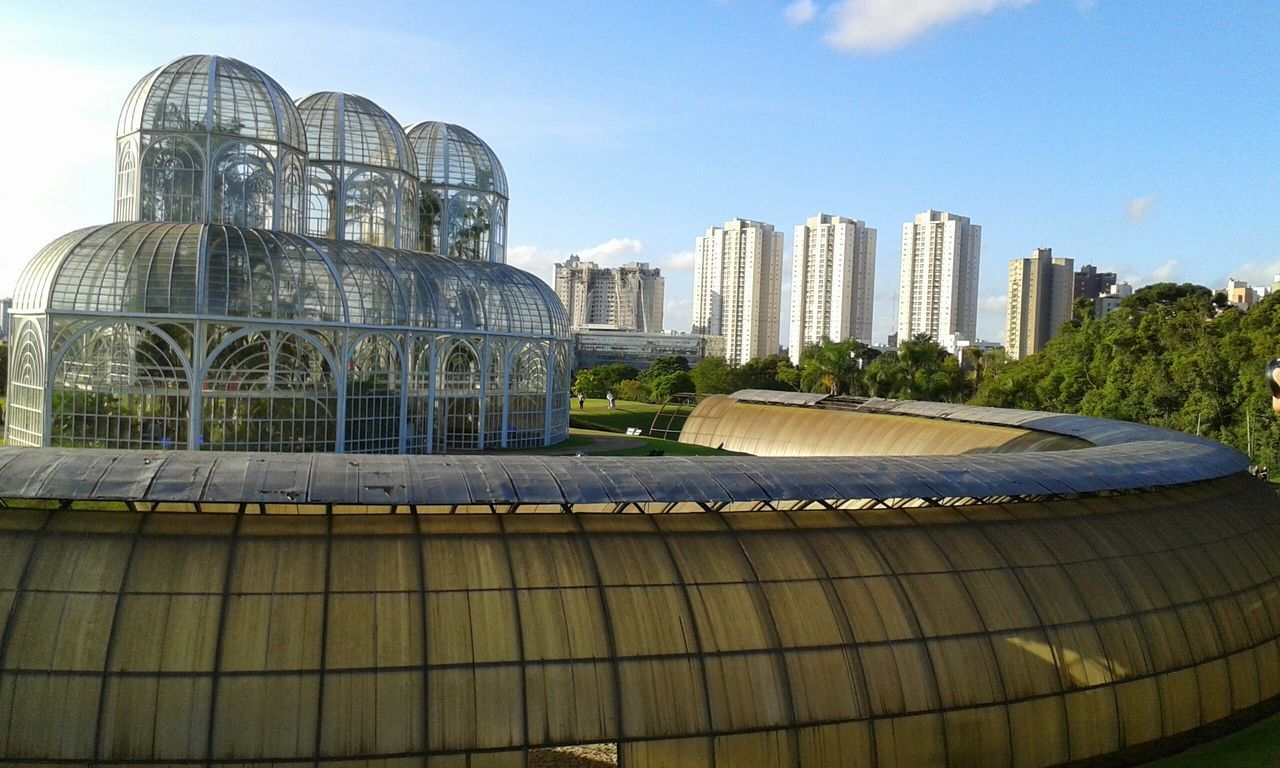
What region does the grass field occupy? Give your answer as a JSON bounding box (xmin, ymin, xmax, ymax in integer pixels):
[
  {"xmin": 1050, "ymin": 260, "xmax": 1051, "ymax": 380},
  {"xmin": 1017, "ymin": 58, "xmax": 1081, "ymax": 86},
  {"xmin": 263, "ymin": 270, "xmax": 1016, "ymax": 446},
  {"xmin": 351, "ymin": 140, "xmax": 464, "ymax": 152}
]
[{"xmin": 568, "ymin": 398, "xmax": 693, "ymax": 436}]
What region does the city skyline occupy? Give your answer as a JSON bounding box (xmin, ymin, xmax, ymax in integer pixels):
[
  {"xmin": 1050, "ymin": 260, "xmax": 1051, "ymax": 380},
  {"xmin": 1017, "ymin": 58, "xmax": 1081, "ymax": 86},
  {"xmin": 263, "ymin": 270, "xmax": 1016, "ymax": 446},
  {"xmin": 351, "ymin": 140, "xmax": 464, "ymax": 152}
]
[{"xmin": 2, "ymin": 1, "xmax": 1277, "ymax": 345}]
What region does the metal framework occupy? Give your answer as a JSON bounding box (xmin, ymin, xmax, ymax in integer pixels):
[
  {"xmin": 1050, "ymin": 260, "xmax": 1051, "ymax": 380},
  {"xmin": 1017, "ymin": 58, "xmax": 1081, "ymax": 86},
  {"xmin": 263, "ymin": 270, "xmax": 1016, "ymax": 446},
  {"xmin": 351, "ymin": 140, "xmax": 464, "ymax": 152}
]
[
  {"xmin": 406, "ymin": 122, "xmax": 509, "ymax": 263},
  {"xmin": 0, "ymin": 406, "xmax": 1275, "ymax": 767},
  {"xmin": 8, "ymin": 54, "xmax": 566, "ymax": 454}
]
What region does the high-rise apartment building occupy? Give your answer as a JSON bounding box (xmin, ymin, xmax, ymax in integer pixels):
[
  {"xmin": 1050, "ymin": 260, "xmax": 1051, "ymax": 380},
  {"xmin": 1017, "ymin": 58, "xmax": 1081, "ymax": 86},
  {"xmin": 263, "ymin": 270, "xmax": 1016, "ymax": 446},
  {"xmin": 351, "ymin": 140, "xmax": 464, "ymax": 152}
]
[
  {"xmin": 1006, "ymin": 248, "xmax": 1075, "ymax": 361},
  {"xmin": 896, "ymin": 210, "xmax": 981, "ymax": 351},
  {"xmin": 788, "ymin": 214, "xmax": 876, "ymax": 364},
  {"xmin": 553, "ymin": 255, "xmax": 664, "ymax": 332},
  {"xmin": 693, "ymin": 218, "xmax": 783, "ymax": 365},
  {"xmin": 1074, "ymin": 264, "xmax": 1117, "ymax": 300}
]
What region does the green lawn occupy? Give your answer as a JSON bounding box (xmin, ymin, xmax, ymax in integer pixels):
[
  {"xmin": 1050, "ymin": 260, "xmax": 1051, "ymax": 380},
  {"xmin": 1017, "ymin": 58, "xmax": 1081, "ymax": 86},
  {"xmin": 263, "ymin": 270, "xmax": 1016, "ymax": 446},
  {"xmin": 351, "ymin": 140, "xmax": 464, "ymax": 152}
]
[
  {"xmin": 1140, "ymin": 712, "xmax": 1280, "ymax": 767},
  {"xmin": 568, "ymin": 398, "xmax": 690, "ymax": 436},
  {"xmin": 594, "ymin": 434, "xmax": 728, "ymax": 457}
]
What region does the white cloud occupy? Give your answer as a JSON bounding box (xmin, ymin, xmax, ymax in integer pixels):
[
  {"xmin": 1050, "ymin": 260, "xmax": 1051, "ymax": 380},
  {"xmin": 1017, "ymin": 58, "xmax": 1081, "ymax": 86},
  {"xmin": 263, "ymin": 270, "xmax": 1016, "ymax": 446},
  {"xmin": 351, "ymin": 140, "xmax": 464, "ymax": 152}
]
[
  {"xmin": 578, "ymin": 237, "xmax": 645, "ymax": 264},
  {"xmin": 1219, "ymin": 261, "xmax": 1280, "ymax": 289},
  {"xmin": 662, "ymin": 250, "xmax": 696, "ymax": 272},
  {"xmin": 1125, "ymin": 195, "xmax": 1158, "ymax": 222},
  {"xmin": 785, "ymin": 0, "xmax": 819, "ymax": 26},
  {"xmin": 1075, "ymin": 0, "xmax": 1098, "ymax": 12},
  {"xmin": 1137, "ymin": 259, "xmax": 1180, "ymax": 285},
  {"xmin": 664, "ymin": 297, "xmax": 693, "ymax": 333},
  {"xmin": 978, "ymin": 294, "xmax": 1008, "ymax": 343},
  {"xmin": 825, "ymin": 0, "xmax": 1040, "ymax": 54}
]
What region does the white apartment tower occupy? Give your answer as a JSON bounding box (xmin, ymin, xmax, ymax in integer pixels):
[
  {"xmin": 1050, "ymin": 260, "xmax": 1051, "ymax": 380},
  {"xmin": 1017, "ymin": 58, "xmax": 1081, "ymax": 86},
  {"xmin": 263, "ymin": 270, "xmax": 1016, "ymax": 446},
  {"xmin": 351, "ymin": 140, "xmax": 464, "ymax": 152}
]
[
  {"xmin": 1006, "ymin": 248, "xmax": 1074, "ymax": 361},
  {"xmin": 897, "ymin": 210, "xmax": 981, "ymax": 351},
  {"xmin": 788, "ymin": 213, "xmax": 876, "ymax": 364},
  {"xmin": 553, "ymin": 255, "xmax": 665, "ymax": 332},
  {"xmin": 693, "ymin": 218, "xmax": 783, "ymax": 365}
]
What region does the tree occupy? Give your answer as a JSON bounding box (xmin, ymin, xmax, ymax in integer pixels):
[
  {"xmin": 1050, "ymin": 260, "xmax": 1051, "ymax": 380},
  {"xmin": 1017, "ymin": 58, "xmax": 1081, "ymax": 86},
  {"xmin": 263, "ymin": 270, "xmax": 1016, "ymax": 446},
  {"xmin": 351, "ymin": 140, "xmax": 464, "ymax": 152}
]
[
  {"xmin": 737, "ymin": 354, "xmax": 797, "ymax": 391},
  {"xmin": 797, "ymin": 339, "xmax": 864, "ymax": 396},
  {"xmin": 573, "ymin": 363, "xmax": 638, "ymax": 398},
  {"xmin": 690, "ymin": 356, "xmax": 735, "ymax": 395},
  {"xmin": 649, "ymin": 370, "xmax": 695, "ymax": 403},
  {"xmin": 641, "ymin": 356, "xmax": 690, "ymax": 380}
]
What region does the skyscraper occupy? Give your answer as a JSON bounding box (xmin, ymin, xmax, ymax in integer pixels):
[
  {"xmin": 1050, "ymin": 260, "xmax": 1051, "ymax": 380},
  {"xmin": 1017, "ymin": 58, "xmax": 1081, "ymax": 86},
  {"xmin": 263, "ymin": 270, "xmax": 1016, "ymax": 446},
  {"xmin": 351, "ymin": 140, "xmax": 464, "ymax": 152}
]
[
  {"xmin": 693, "ymin": 218, "xmax": 783, "ymax": 365},
  {"xmin": 896, "ymin": 210, "xmax": 981, "ymax": 351},
  {"xmin": 788, "ymin": 214, "xmax": 876, "ymax": 364},
  {"xmin": 1006, "ymin": 248, "xmax": 1075, "ymax": 361},
  {"xmin": 553, "ymin": 256, "xmax": 664, "ymax": 331}
]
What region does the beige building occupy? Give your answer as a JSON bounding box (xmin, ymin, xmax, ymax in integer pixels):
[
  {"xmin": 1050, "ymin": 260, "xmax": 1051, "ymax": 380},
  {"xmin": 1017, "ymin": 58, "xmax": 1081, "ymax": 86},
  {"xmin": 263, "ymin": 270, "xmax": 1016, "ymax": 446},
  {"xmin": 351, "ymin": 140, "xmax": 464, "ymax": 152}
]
[
  {"xmin": 896, "ymin": 210, "xmax": 981, "ymax": 351},
  {"xmin": 693, "ymin": 218, "xmax": 783, "ymax": 364},
  {"xmin": 788, "ymin": 214, "xmax": 876, "ymax": 364},
  {"xmin": 1226, "ymin": 277, "xmax": 1260, "ymax": 310},
  {"xmin": 554, "ymin": 255, "xmax": 664, "ymax": 332},
  {"xmin": 1006, "ymin": 248, "xmax": 1074, "ymax": 360}
]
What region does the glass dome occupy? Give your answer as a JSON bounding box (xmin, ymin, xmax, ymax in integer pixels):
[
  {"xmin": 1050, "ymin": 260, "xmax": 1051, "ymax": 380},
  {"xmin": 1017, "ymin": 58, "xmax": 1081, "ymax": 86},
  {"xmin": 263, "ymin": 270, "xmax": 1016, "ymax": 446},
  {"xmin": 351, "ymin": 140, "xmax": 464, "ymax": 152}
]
[
  {"xmin": 114, "ymin": 55, "xmax": 307, "ymax": 232},
  {"xmin": 406, "ymin": 122, "xmax": 510, "ymax": 263},
  {"xmin": 297, "ymin": 92, "xmax": 419, "ymax": 249},
  {"xmin": 118, "ymin": 55, "xmax": 306, "ymax": 148}
]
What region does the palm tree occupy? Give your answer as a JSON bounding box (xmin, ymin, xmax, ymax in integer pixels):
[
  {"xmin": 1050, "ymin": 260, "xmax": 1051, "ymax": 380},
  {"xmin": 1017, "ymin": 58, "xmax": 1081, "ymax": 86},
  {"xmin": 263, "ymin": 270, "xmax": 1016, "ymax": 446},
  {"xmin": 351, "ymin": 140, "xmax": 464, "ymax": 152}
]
[{"xmin": 799, "ymin": 338, "xmax": 866, "ymax": 396}]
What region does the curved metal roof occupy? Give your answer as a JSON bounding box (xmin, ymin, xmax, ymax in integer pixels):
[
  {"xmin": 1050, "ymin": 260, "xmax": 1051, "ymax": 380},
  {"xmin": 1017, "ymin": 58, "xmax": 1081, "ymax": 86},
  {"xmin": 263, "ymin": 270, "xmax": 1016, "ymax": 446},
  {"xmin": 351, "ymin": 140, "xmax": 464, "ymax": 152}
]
[
  {"xmin": 405, "ymin": 121, "xmax": 509, "ymax": 198},
  {"xmin": 117, "ymin": 54, "xmax": 306, "ymax": 151},
  {"xmin": 12, "ymin": 222, "xmax": 567, "ymax": 336},
  {"xmin": 0, "ymin": 406, "xmax": 1246, "ymax": 508}
]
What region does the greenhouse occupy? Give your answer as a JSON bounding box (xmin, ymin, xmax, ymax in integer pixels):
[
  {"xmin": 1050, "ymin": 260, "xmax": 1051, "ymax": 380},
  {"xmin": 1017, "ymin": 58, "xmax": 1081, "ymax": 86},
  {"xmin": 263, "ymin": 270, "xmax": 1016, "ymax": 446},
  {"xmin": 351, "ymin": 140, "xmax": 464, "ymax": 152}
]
[{"xmin": 7, "ymin": 54, "xmax": 569, "ymax": 453}]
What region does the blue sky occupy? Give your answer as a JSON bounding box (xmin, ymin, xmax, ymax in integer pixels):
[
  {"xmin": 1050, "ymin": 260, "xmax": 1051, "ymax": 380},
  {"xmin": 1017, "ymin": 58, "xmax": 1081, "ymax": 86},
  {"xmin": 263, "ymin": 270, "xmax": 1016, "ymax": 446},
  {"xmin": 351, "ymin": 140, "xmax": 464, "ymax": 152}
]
[{"xmin": 1, "ymin": 0, "xmax": 1276, "ymax": 344}]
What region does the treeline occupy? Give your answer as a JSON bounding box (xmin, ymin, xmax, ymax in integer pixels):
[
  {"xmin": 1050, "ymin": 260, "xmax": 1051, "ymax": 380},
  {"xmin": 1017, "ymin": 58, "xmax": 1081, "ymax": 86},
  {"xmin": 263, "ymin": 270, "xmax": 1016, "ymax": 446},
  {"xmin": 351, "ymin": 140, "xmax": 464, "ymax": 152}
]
[
  {"xmin": 573, "ymin": 282, "xmax": 1280, "ymax": 466},
  {"xmin": 573, "ymin": 335, "xmax": 983, "ymax": 404},
  {"xmin": 974, "ymin": 282, "xmax": 1280, "ymax": 468}
]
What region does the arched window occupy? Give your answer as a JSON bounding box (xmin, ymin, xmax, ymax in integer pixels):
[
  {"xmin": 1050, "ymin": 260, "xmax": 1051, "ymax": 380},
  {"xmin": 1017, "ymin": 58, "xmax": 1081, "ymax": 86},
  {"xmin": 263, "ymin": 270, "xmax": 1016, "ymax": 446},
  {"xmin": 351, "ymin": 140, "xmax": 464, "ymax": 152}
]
[
  {"xmin": 345, "ymin": 170, "xmax": 394, "ymax": 247},
  {"xmin": 140, "ymin": 137, "xmax": 205, "ymax": 222},
  {"xmin": 212, "ymin": 143, "xmax": 274, "ymax": 228},
  {"xmin": 345, "ymin": 334, "xmax": 402, "ymax": 454},
  {"xmin": 306, "ymin": 166, "xmax": 337, "ymax": 239},
  {"xmin": 201, "ymin": 329, "xmax": 337, "ymax": 452},
  {"xmin": 49, "ymin": 321, "xmax": 191, "ymax": 450},
  {"xmin": 434, "ymin": 338, "xmax": 482, "ymax": 451},
  {"xmin": 280, "ymin": 156, "xmax": 305, "ymax": 234},
  {"xmin": 418, "ymin": 189, "xmax": 443, "ymax": 253},
  {"xmin": 447, "ymin": 193, "xmax": 491, "ymax": 261},
  {"xmin": 115, "ymin": 143, "xmax": 137, "ymax": 221}
]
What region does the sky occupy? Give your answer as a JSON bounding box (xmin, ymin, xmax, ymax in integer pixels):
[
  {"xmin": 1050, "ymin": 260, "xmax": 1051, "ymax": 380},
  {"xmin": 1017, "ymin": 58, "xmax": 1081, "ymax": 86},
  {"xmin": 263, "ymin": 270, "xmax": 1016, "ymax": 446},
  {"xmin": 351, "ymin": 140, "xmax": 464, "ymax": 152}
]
[{"xmin": 0, "ymin": 0, "xmax": 1276, "ymax": 345}]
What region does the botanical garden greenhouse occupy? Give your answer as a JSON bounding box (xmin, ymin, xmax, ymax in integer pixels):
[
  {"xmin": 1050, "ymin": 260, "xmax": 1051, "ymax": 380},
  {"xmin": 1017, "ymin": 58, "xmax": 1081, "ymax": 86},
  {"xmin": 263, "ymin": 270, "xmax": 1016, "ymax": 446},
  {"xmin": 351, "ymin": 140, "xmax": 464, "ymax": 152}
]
[{"xmin": 6, "ymin": 54, "xmax": 570, "ymax": 453}]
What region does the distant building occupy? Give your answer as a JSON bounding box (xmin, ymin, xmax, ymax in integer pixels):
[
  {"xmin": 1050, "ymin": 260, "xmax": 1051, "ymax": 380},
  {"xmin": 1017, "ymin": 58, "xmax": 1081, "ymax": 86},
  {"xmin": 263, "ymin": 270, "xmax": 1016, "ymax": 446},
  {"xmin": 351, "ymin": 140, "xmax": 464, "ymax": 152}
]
[
  {"xmin": 554, "ymin": 255, "xmax": 664, "ymax": 332},
  {"xmin": 573, "ymin": 330, "xmax": 723, "ymax": 371},
  {"xmin": 1074, "ymin": 264, "xmax": 1117, "ymax": 300},
  {"xmin": 1006, "ymin": 248, "xmax": 1074, "ymax": 360},
  {"xmin": 0, "ymin": 297, "xmax": 11, "ymax": 342},
  {"xmin": 952, "ymin": 337, "xmax": 1003, "ymax": 361},
  {"xmin": 1094, "ymin": 282, "xmax": 1133, "ymax": 319},
  {"xmin": 788, "ymin": 214, "xmax": 876, "ymax": 364},
  {"xmin": 693, "ymin": 218, "xmax": 783, "ymax": 365},
  {"xmin": 897, "ymin": 210, "xmax": 981, "ymax": 353},
  {"xmin": 1226, "ymin": 277, "xmax": 1258, "ymax": 310}
]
